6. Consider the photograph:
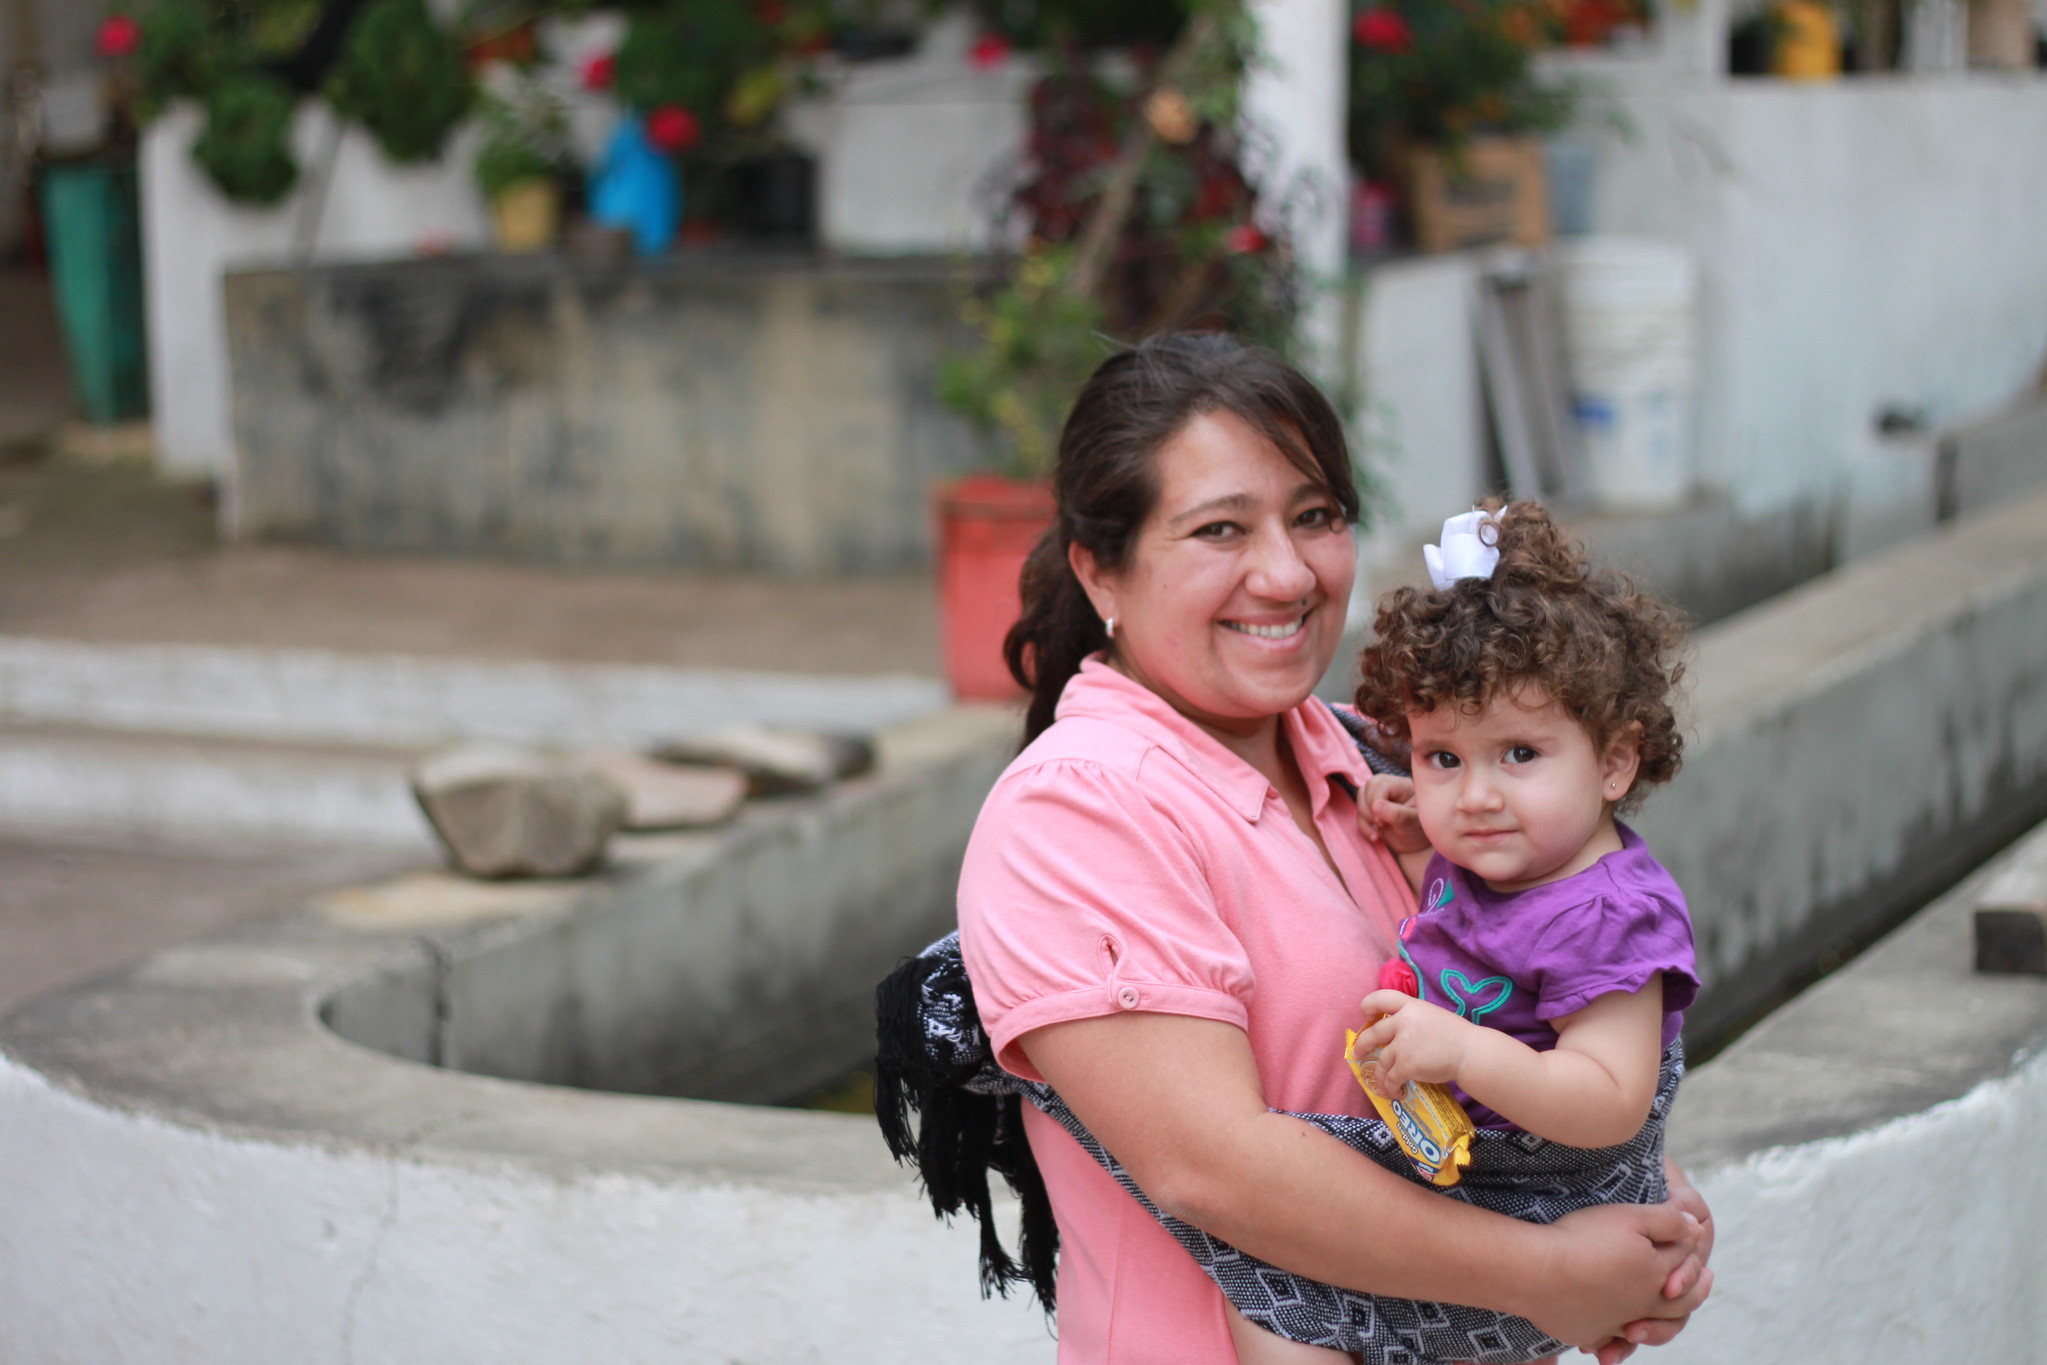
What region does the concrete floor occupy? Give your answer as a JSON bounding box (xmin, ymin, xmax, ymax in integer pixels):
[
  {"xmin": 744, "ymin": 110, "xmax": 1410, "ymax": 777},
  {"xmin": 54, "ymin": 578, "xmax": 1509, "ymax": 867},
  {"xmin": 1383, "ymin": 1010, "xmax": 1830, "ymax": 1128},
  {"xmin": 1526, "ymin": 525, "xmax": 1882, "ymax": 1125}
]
[
  {"xmin": 0, "ymin": 833, "xmax": 423, "ymax": 1017},
  {"xmin": 0, "ymin": 270, "xmax": 70, "ymax": 454},
  {"xmin": 0, "ymin": 458, "xmax": 944, "ymax": 676}
]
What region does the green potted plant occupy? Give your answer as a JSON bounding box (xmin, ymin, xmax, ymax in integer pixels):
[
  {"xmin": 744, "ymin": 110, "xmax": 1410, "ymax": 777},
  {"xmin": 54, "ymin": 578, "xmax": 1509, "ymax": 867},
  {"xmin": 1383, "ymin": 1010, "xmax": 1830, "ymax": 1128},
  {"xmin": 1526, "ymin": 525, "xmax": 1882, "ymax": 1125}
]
[
  {"xmin": 473, "ymin": 77, "xmax": 572, "ymax": 252},
  {"xmin": 127, "ymin": 0, "xmax": 471, "ymax": 207},
  {"xmin": 1347, "ymin": 0, "xmax": 1576, "ymax": 252}
]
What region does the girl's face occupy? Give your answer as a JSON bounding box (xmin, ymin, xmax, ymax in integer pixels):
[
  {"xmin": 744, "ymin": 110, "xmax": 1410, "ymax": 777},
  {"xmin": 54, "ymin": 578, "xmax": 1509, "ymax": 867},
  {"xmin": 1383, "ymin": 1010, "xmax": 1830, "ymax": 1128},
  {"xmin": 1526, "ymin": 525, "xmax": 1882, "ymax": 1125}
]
[
  {"xmin": 1408, "ymin": 688, "xmax": 1641, "ymax": 893},
  {"xmin": 1073, "ymin": 409, "xmax": 1355, "ymax": 738}
]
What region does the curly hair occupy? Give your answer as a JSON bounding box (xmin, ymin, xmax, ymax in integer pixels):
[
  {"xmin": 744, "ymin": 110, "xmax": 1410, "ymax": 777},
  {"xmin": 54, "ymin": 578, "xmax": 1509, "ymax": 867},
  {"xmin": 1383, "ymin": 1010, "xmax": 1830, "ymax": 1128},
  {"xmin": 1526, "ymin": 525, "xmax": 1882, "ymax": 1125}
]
[{"xmin": 1353, "ymin": 500, "xmax": 1687, "ymax": 811}]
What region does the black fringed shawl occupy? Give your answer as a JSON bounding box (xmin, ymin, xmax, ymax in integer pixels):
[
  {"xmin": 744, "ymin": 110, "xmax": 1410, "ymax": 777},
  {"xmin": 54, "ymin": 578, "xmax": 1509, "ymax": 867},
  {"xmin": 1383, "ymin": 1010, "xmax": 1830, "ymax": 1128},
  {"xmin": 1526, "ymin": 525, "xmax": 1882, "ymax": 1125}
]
[{"xmin": 873, "ymin": 930, "xmax": 1060, "ymax": 1306}]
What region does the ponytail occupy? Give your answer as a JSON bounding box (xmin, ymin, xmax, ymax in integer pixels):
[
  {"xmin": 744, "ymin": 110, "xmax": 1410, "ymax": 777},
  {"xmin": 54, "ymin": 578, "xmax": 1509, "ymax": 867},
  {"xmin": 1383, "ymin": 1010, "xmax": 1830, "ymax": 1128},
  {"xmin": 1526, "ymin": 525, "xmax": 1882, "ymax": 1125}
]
[{"xmin": 1004, "ymin": 529, "xmax": 1107, "ymax": 743}]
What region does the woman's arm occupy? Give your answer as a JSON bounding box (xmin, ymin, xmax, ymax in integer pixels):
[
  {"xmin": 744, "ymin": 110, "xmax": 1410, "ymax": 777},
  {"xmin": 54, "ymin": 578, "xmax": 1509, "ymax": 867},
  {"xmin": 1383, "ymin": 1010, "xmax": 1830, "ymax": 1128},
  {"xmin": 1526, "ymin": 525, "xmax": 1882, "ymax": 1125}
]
[
  {"xmin": 1353, "ymin": 982, "xmax": 1665, "ymax": 1149},
  {"xmin": 1021, "ymin": 1009, "xmax": 1708, "ymax": 1355}
]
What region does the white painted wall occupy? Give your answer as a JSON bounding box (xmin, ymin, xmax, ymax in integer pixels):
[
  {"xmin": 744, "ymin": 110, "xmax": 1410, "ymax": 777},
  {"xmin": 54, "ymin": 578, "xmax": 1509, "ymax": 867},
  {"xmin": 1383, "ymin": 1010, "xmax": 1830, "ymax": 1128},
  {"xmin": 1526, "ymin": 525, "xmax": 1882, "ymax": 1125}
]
[
  {"xmin": 0, "ymin": 1060, "xmax": 1055, "ymax": 1365},
  {"xmin": 788, "ymin": 14, "xmax": 1034, "ymax": 256},
  {"xmin": 1658, "ymin": 1051, "xmax": 2047, "ymax": 1362},
  {"xmin": 142, "ymin": 103, "xmax": 489, "ymax": 477},
  {"xmin": 1585, "ymin": 76, "xmax": 2047, "ymax": 517},
  {"xmin": 1345, "ymin": 252, "xmax": 1491, "ymax": 587}
]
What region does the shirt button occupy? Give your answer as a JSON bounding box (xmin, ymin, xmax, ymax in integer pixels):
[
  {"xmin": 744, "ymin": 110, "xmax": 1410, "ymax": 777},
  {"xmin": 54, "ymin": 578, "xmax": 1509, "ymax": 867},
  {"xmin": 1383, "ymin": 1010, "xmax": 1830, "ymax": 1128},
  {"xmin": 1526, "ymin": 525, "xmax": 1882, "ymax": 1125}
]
[{"xmin": 1116, "ymin": 985, "xmax": 1141, "ymax": 1009}]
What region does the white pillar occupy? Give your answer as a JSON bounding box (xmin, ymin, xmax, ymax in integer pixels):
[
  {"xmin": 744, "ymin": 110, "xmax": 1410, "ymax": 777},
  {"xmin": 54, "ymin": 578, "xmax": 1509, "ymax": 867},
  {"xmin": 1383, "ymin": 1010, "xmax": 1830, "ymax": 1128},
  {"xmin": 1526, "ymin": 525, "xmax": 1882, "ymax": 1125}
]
[
  {"xmin": 1240, "ymin": 0, "xmax": 1349, "ymax": 371},
  {"xmin": 141, "ymin": 103, "xmax": 488, "ymax": 480}
]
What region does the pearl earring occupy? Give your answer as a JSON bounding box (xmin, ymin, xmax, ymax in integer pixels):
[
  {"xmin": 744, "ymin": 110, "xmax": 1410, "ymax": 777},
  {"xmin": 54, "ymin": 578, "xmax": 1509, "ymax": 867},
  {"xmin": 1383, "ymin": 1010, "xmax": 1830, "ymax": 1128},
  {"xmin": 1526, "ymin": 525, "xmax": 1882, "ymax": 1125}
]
[{"xmin": 1105, "ymin": 616, "xmax": 1117, "ymax": 640}]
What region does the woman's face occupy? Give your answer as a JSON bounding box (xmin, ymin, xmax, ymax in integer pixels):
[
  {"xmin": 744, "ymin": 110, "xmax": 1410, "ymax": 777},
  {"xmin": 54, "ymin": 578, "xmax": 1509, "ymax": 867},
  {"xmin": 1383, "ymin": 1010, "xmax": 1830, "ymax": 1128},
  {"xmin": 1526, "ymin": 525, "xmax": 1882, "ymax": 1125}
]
[{"xmin": 1074, "ymin": 409, "xmax": 1355, "ymax": 737}]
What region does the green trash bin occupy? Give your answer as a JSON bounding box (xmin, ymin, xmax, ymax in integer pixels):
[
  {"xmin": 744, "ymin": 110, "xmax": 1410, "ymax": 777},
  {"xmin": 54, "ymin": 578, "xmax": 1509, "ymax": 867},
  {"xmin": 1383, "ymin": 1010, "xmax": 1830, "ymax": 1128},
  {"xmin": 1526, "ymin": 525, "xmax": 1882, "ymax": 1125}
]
[{"xmin": 40, "ymin": 159, "xmax": 150, "ymax": 425}]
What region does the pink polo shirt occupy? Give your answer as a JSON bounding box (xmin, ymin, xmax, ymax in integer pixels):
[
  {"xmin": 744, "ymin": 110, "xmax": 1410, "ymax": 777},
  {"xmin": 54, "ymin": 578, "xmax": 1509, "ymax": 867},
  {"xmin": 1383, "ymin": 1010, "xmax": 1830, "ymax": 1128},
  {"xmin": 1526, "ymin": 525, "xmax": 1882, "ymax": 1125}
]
[{"xmin": 958, "ymin": 659, "xmax": 1414, "ymax": 1365}]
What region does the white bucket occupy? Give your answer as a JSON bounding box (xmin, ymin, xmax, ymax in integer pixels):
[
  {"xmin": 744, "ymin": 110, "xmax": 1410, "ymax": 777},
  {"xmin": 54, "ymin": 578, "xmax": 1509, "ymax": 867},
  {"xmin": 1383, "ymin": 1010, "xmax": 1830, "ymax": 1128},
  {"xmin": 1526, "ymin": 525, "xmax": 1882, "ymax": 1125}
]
[{"xmin": 1556, "ymin": 238, "xmax": 1699, "ymax": 511}]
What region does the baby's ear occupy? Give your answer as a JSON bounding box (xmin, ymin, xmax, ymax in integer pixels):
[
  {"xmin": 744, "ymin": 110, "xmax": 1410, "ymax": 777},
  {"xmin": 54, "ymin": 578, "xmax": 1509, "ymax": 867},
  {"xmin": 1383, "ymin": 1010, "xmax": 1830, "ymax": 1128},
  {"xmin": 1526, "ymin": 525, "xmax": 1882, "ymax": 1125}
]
[{"xmin": 1602, "ymin": 722, "xmax": 1644, "ymax": 800}]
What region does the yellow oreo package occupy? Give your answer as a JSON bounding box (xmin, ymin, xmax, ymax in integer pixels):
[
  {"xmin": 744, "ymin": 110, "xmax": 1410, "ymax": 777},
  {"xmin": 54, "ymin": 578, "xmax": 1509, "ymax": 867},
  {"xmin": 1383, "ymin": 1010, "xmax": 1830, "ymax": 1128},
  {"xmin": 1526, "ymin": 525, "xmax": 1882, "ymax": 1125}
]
[{"xmin": 1344, "ymin": 1029, "xmax": 1476, "ymax": 1188}]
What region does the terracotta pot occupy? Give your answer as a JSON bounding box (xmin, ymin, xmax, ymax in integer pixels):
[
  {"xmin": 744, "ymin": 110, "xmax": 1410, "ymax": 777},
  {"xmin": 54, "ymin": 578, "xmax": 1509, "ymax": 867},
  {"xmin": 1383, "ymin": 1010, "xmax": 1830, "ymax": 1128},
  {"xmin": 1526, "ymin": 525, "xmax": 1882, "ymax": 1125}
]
[
  {"xmin": 934, "ymin": 475, "xmax": 1056, "ymax": 702},
  {"xmin": 490, "ymin": 179, "xmax": 562, "ymax": 253}
]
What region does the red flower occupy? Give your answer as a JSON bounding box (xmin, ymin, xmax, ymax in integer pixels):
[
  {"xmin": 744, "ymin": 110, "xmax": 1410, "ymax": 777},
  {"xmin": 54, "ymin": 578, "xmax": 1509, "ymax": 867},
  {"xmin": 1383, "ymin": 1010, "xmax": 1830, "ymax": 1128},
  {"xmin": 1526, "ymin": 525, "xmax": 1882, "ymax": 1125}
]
[
  {"xmin": 1224, "ymin": 223, "xmax": 1268, "ymax": 254},
  {"xmin": 580, "ymin": 52, "xmax": 615, "ymax": 91},
  {"xmin": 968, "ymin": 32, "xmax": 1011, "ymax": 70},
  {"xmin": 1352, "ymin": 8, "xmax": 1413, "ymax": 52},
  {"xmin": 755, "ymin": 0, "xmax": 789, "ymax": 25},
  {"xmin": 1377, "ymin": 957, "xmax": 1420, "ymax": 997},
  {"xmin": 97, "ymin": 14, "xmax": 142, "ymax": 59},
  {"xmin": 645, "ymin": 104, "xmax": 702, "ymax": 154}
]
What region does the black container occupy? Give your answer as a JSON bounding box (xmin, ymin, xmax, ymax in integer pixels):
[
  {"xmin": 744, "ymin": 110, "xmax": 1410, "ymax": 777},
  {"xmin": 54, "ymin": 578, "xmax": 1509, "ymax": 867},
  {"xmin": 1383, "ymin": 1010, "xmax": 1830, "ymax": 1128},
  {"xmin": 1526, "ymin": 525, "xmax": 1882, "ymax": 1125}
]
[{"xmin": 731, "ymin": 151, "xmax": 817, "ymax": 245}]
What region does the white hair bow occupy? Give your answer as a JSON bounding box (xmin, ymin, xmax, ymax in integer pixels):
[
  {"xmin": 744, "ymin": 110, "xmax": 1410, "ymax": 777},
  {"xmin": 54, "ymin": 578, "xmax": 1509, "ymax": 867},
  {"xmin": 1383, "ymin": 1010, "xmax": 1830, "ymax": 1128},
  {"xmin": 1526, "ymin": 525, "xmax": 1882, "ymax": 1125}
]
[{"xmin": 1423, "ymin": 509, "xmax": 1500, "ymax": 591}]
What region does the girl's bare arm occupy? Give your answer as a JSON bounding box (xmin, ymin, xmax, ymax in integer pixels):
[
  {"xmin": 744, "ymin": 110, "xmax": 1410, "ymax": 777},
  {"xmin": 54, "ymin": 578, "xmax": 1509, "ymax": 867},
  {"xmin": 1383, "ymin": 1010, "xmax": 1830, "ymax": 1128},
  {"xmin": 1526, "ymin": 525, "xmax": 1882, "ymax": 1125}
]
[{"xmin": 1354, "ymin": 981, "xmax": 1666, "ymax": 1149}]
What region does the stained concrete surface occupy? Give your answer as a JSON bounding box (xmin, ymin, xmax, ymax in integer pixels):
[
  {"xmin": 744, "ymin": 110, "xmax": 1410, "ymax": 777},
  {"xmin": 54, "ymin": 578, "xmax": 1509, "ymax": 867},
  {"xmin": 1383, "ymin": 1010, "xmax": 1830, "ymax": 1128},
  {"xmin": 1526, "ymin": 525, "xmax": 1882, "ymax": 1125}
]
[
  {"xmin": 0, "ymin": 269, "xmax": 70, "ymax": 453},
  {"xmin": 0, "ymin": 833, "xmax": 423, "ymax": 1017},
  {"xmin": 0, "ymin": 456, "xmax": 941, "ymax": 674}
]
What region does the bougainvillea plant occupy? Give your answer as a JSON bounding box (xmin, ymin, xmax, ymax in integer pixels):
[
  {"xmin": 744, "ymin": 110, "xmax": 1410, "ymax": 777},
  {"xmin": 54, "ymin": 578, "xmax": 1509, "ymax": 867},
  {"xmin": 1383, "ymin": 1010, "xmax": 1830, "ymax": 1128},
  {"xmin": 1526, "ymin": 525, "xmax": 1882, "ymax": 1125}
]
[
  {"xmin": 939, "ymin": 0, "xmax": 1304, "ymax": 479},
  {"xmin": 1347, "ymin": 0, "xmax": 1575, "ymax": 173}
]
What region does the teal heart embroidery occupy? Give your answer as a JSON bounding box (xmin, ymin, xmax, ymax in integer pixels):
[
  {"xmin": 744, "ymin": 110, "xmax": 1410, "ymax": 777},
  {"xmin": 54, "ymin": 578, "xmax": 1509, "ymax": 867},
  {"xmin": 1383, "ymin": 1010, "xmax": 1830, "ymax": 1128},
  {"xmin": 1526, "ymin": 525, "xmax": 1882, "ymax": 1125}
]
[{"xmin": 1438, "ymin": 969, "xmax": 1513, "ymax": 1024}]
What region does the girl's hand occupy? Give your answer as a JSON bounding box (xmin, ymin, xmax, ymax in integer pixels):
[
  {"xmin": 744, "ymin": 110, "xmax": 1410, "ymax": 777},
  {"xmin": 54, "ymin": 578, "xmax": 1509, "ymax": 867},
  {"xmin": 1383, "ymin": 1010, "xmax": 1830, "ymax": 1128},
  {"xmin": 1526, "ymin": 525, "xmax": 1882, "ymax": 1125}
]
[
  {"xmin": 1356, "ymin": 775, "xmax": 1431, "ymax": 854},
  {"xmin": 1353, "ymin": 991, "xmax": 1474, "ymax": 1096}
]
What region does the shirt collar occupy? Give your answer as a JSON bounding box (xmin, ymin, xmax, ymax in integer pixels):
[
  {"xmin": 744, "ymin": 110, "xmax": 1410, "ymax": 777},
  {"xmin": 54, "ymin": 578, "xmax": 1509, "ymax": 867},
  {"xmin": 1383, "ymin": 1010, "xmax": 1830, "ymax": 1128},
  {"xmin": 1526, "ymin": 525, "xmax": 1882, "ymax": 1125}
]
[{"xmin": 1056, "ymin": 657, "xmax": 1370, "ymax": 823}]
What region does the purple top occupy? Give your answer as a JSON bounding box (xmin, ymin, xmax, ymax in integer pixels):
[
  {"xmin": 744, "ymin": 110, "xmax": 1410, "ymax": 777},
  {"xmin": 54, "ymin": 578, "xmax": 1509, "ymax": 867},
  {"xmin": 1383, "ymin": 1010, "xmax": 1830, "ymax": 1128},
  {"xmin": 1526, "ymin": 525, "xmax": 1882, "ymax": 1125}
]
[{"xmin": 1398, "ymin": 822, "xmax": 1700, "ymax": 1130}]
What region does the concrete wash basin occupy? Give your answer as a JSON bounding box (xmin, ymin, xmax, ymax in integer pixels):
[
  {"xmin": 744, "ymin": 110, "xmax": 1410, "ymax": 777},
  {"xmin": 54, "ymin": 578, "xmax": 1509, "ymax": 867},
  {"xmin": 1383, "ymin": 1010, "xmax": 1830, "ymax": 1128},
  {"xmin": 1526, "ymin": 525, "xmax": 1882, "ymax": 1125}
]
[
  {"xmin": 4, "ymin": 489, "xmax": 2047, "ymax": 1362},
  {"xmin": 317, "ymin": 707, "xmax": 1019, "ymax": 1107}
]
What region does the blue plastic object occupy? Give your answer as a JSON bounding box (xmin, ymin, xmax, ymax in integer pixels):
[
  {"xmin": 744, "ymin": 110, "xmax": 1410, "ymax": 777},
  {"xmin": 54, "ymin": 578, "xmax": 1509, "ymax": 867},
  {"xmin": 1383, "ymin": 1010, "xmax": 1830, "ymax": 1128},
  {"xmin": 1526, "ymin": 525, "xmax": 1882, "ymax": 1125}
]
[{"xmin": 589, "ymin": 114, "xmax": 681, "ymax": 257}]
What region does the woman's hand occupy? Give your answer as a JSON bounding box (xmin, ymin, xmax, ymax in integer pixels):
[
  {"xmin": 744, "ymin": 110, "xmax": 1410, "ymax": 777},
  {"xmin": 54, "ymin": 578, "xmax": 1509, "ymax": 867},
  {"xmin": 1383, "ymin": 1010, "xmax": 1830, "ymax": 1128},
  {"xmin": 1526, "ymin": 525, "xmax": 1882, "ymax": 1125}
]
[
  {"xmin": 1356, "ymin": 774, "xmax": 1430, "ymax": 853},
  {"xmin": 1521, "ymin": 1201, "xmax": 1710, "ymax": 1359},
  {"xmin": 1592, "ymin": 1159, "xmax": 1716, "ymax": 1362}
]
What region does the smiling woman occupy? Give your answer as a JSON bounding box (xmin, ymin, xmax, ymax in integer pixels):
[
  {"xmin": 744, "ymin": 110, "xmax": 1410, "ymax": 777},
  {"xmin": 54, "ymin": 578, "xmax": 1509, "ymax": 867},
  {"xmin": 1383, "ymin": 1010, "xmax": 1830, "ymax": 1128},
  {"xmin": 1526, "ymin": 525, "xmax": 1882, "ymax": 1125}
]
[{"xmin": 947, "ymin": 334, "xmax": 1712, "ymax": 1365}]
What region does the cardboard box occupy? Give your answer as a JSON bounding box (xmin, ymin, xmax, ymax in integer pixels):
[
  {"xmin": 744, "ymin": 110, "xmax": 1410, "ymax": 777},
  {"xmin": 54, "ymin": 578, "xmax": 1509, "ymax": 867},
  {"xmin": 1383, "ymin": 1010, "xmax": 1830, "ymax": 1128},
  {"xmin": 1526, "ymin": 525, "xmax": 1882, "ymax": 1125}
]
[{"xmin": 1406, "ymin": 136, "xmax": 1550, "ymax": 254}]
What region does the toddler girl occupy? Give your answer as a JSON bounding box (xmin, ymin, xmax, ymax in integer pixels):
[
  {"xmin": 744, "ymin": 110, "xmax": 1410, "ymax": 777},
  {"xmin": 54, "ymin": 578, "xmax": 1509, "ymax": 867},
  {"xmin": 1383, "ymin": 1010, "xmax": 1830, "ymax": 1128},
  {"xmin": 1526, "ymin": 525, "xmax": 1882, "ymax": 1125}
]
[{"xmin": 1228, "ymin": 500, "xmax": 1701, "ymax": 1365}]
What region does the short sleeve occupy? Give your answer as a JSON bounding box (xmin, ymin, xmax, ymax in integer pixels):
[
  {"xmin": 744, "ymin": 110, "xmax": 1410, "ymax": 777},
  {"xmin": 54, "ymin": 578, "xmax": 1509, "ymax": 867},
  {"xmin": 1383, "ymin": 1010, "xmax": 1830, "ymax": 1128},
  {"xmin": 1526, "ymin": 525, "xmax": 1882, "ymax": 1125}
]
[
  {"xmin": 1528, "ymin": 890, "xmax": 1701, "ymax": 1023},
  {"xmin": 957, "ymin": 758, "xmax": 1254, "ymax": 1081}
]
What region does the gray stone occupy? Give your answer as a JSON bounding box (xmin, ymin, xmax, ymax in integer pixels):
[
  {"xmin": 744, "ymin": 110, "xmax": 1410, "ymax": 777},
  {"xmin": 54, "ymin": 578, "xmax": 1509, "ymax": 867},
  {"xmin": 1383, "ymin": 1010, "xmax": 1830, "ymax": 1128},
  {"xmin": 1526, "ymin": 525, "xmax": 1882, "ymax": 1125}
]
[
  {"xmin": 412, "ymin": 747, "xmax": 627, "ymax": 879},
  {"xmin": 653, "ymin": 725, "xmax": 876, "ymax": 797},
  {"xmin": 573, "ymin": 751, "xmax": 747, "ymax": 831}
]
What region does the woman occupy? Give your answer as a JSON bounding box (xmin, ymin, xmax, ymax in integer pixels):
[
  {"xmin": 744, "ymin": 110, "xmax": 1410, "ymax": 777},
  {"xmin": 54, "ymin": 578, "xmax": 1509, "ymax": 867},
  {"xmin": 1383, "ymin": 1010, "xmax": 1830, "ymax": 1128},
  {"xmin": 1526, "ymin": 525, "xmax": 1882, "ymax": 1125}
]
[{"xmin": 955, "ymin": 334, "xmax": 1712, "ymax": 1364}]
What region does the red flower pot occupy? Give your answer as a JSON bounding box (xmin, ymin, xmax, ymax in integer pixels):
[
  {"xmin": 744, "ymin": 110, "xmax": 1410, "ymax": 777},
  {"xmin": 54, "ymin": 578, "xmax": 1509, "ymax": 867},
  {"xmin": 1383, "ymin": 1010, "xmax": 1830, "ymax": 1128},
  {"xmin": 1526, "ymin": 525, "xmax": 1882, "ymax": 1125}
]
[{"xmin": 935, "ymin": 475, "xmax": 1055, "ymax": 702}]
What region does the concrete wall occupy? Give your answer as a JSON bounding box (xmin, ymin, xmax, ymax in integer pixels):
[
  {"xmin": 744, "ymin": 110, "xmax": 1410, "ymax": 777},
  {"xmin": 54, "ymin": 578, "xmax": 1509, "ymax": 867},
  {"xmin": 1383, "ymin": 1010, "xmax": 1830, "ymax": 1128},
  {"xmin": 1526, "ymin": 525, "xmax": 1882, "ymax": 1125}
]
[
  {"xmin": 1638, "ymin": 484, "xmax": 2047, "ymax": 1044},
  {"xmin": 322, "ymin": 707, "xmax": 1020, "ymax": 1104},
  {"xmin": 140, "ymin": 10, "xmax": 1032, "ymax": 479},
  {"xmin": 222, "ymin": 254, "xmax": 992, "ymax": 573},
  {"xmin": 1586, "ymin": 76, "xmax": 2047, "ymax": 519},
  {"xmin": 1656, "ymin": 820, "xmax": 2047, "ymax": 1361},
  {"xmin": 0, "ymin": 702, "xmax": 1045, "ymax": 1365}
]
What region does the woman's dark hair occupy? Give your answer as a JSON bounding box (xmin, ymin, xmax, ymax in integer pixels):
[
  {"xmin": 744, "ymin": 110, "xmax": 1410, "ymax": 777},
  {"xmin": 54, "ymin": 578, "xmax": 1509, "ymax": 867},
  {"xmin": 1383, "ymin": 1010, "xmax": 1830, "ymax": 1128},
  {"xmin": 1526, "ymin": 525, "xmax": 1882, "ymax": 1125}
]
[
  {"xmin": 1006, "ymin": 331, "xmax": 1360, "ymax": 743},
  {"xmin": 1353, "ymin": 499, "xmax": 1688, "ymax": 811}
]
